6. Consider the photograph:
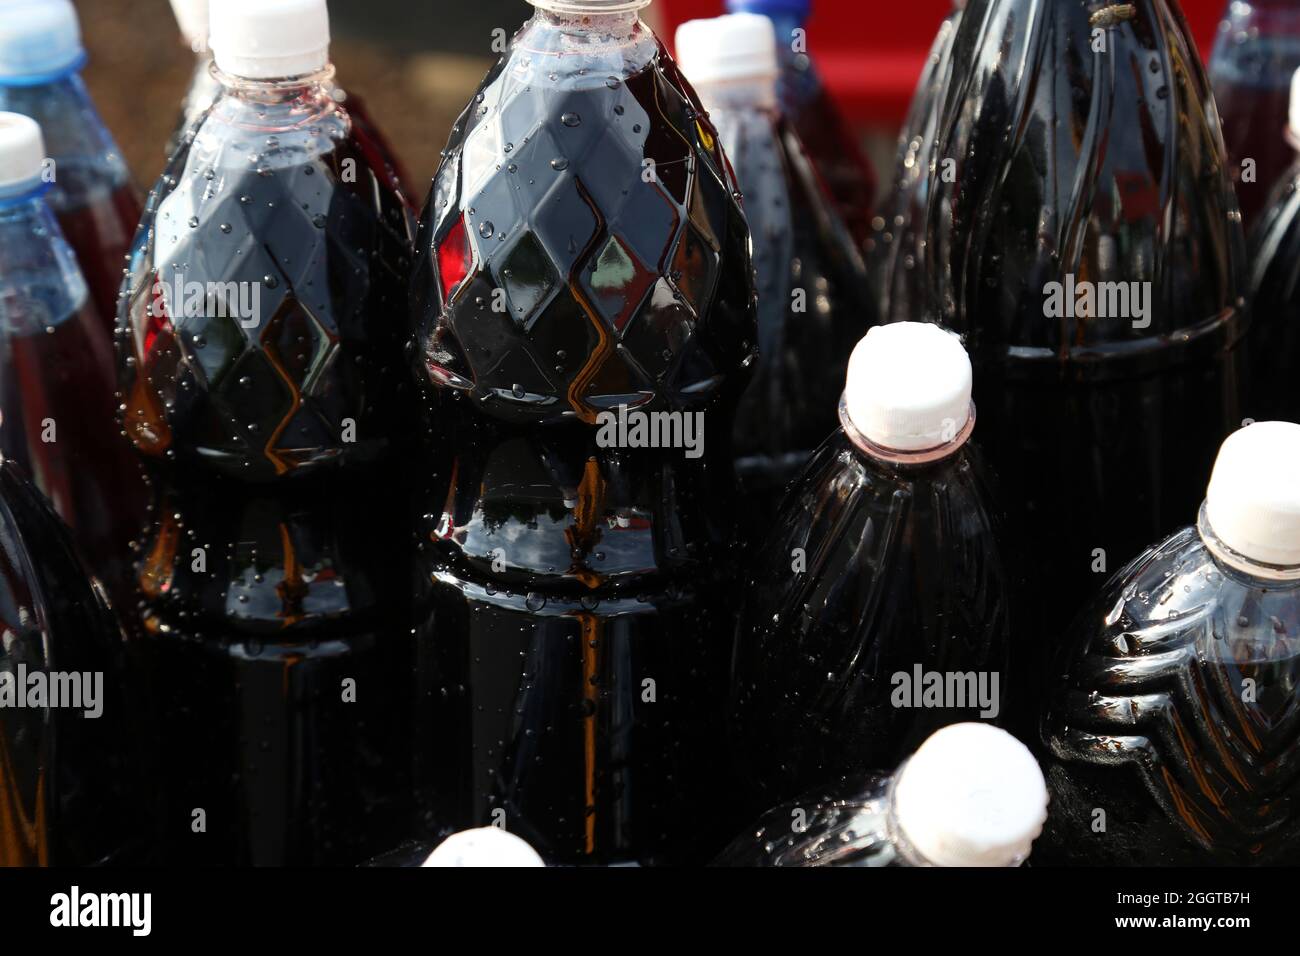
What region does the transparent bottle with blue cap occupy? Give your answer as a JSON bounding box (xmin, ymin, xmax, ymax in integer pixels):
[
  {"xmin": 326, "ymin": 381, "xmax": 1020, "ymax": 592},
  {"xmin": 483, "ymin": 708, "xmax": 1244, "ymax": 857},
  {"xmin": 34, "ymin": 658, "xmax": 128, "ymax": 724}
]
[
  {"xmin": 717, "ymin": 723, "xmax": 1048, "ymax": 867},
  {"xmin": 729, "ymin": 323, "xmax": 1013, "ymax": 817},
  {"xmin": 1042, "ymin": 421, "xmax": 1300, "ymax": 865},
  {"xmin": 0, "ymin": 0, "xmax": 141, "ymax": 333},
  {"xmin": 722, "ymin": 0, "xmax": 875, "ymax": 247},
  {"xmin": 0, "ymin": 110, "xmax": 144, "ymax": 600},
  {"xmin": 675, "ymin": 12, "xmax": 877, "ymax": 533}
]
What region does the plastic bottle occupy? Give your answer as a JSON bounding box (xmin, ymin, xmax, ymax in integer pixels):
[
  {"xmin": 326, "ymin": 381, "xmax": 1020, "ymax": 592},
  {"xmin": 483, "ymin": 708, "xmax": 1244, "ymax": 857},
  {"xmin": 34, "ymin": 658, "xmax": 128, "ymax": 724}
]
[
  {"xmin": 730, "ymin": 322, "xmax": 1013, "ymax": 814},
  {"xmin": 0, "ymin": 0, "xmax": 142, "ymax": 332},
  {"xmin": 723, "ymin": 0, "xmax": 875, "ymax": 247},
  {"xmin": 675, "ymin": 12, "xmax": 875, "ymax": 527},
  {"xmin": 0, "ymin": 111, "xmax": 144, "ymax": 598},
  {"xmin": 1042, "ymin": 421, "xmax": 1300, "ymax": 865},
  {"xmin": 409, "ymin": 0, "xmax": 757, "ymax": 866},
  {"xmin": 1209, "ymin": 0, "xmax": 1300, "ymax": 234},
  {"xmin": 166, "ymin": 0, "xmax": 221, "ymax": 160},
  {"xmin": 165, "ymin": 0, "xmax": 410, "ymax": 193},
  {"xmin": 717, "ymin": 723, "xmax": 1048, "ymax": 867},
  {"xmin": 117, "ymin": 0, "xmax": 416, "ymax": 865},
  {"xmin": 0, "ymin": 457, "xmax": 148, "ymax": 866},
  {"xmin": 868, "ymin": 0, "xmax": 964, "ymax": 324},
  {"xmin": 906, "ymin": 0, "xmax": 1249, "ymax": 730},
  {"xmin": 1245, "ymin": 66, "xmax": 1300, "ymax": 424}
]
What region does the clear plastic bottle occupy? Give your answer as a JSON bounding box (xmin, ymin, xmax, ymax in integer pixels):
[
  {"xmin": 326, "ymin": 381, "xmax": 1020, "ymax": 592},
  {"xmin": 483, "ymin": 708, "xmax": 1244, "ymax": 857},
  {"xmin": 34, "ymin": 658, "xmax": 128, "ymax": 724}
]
[
  {"xmin": 723, "ymin": 0, "xmax": 875, "ymax": 247},
  {"xmin": 0, "ymin": 111, "xmax": 144, "ymax": 599},
  {"xmin": 730, "ymin": 323, "xmax": 1013, "ymax": 814},
  {"xmin": 166, "ymin": 0, "xmax": 222, "ymax": 160},
  {"xmin": 0, "ymin": 457, "xmax": 148, "ymax": 866},
  {"xmin": 165, "ymin": 0, "xmax": 410, "ymax": 194},
  {"xmin": 0, "ymin": 0, "xmax": 142, "ymax": 332},
  {"xmin": 117, "ymin": 0, "xmax": 416, "ymax": 866},
  {"xmin": 907, "ymin": 0, "xmax": 1249, "ymax": 736},
  {"xmin": 717, "ymin": 723, "xmax": 1048, "ymax": 866},
  {"xmin": 409, "ymin": 0, "xmax": 757, "ymax": 866},
  {"xmin": 1245, "ymin": 66, "xmax": 1300, "ymax": 424},
  {"xmin": 1042, "ymin": 421, "xmax": 1300, "ymax": 865},
  {"xmin": 675, "ymin": 13, "xmax": 876, "ymax": 528},
  {"xmin": 1209, "ymin": 0, "xmax": 1300, "ymax": 234},
  {"xmin": 868, "ymin": 0, "xmax": 964, "ymax": 324}
]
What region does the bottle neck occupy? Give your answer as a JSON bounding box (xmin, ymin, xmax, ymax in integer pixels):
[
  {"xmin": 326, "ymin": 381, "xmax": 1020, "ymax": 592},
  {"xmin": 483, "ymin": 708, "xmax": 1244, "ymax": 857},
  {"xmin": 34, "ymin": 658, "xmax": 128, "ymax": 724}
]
[
  {"xmin": 208, "ymin": 67, "xmax": 339, "ymax": 131},
  {"xmin": 531, "ymin": 6, "xmax": 644, "ymax": 36},
  {"xmin": 838, "ymin": 396, "xmax": 976, "ymax": 469},
  {"xmin": 0, "ymin": 183, "xmax": 50, "ymax": 215},
  {"xmin": 693, "ymin": 78, "xmax": 779, "ymax": 113},
  {"xmin": 1197, "ymin": 502, "xmax": 1300, "ymax": 583}
]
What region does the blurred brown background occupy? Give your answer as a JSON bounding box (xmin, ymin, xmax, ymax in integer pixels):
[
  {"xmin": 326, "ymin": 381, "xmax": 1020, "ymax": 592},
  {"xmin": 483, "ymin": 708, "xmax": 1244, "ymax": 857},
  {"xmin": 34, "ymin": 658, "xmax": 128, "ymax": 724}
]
[{"xmin": 75, "ymin": 0, "xmax": 569, "ymax": 194}]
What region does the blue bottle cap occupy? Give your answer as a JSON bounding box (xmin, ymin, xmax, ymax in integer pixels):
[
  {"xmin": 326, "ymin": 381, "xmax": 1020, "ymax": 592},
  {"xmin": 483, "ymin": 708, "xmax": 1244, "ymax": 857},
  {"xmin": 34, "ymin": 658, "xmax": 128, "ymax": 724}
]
[
  {"xmin": 725, "ymin": 0, "xmax": 812, "ymax": 20},
  {"xmin": 0, "ymin": 0, "xmax": 87, "ymax": 84}
]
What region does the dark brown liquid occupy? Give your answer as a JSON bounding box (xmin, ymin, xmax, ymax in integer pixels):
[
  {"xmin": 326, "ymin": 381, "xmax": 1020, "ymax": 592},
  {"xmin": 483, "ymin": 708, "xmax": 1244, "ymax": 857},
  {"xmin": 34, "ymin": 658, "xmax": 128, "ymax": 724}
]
[
  {"xmin": 0, "ymin": 304, "xmax": 146, "ymax": 600},
  {"xmin": 56, "ymin": 185, "xmax": 142, "ymax": 333}
]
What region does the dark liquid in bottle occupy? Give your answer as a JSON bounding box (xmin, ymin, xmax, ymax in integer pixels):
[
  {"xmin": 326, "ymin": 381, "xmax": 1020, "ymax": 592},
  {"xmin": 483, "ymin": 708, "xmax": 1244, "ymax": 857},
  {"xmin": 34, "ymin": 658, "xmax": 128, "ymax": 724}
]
[
  {"xmin": 118, "ymin": 92, "xmax": 416, "ymax": 864},
  {"xmin": 0, "ymin": 304, "xmax": 146, "ymax": 599},
  {"xmin": 57, "ymin": 185, "xmax": 142, "ymax": 333},
  {"xmin": 912, "ymin": 0, "xmax": 1248, "ymax": 737},
  {"xmin": 1041, "ymin": 527, "xmax": 1300, "ymax": 865},
  {"xmin": 410, "ymin": 41, "xmax": 756, "ymax": 864},
  {"xmin": 723, "ymin": 110, "xmax": 876, "ymax": 527},
  {"xmin": 131, "ymin": 473, "xmax": 414, "ymax": 865},
  {"xmin": 0, "ymin": 459, "xmax": 149, "ymax": 866},
  {"xmin": 730, "ymin": 428, "xmax": 1012, "ymax": 816}
]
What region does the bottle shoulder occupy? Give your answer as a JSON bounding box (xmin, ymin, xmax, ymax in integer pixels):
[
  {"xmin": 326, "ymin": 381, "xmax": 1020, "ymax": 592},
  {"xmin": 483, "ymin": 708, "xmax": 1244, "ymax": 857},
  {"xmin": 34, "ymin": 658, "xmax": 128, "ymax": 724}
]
[{"xmin": 0, "ymin": 196, "xmax": 89, "ymax": 333}]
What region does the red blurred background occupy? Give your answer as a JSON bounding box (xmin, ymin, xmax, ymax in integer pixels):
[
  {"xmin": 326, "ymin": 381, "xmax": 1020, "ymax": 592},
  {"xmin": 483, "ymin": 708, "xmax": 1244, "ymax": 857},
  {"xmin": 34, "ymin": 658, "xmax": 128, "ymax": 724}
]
[{"xmin": 657, "ymin": 0, "xmax": 1225, "ymax": 127}]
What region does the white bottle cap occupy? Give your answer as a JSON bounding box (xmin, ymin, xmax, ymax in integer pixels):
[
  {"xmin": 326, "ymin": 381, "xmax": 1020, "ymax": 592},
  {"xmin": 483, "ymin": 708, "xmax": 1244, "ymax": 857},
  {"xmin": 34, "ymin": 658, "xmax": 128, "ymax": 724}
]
[
  {"xmin": 0, "ymin": 0, "xmax": 85, "ymax": 81},
  {"xmin": 529, "ymin": 1, "xmax": 652, "ymax": 13},
  {"xmin": 0, "ymin": 112, "xmax": 46, "ymax": 193},
  {"xmin": 844, "ymin": 322, "xmax": 973, "ymax": 452},
  {"xmin": 1204, "ymin": 421, "xmax": 1300, "ymax": 570},
  {"xmin": 422, "ymin": 828, "xmax": 546, "ymax": 868},
  {"xmin": 1290, "ymin": 65, "xmax": 1300, "ymax": 144},
  {"xmin": 169, "ymin": 0, "xmax": 210, "ymax": 50},
  {"xmin": 675, "ymin": 14, "xmax": 780, "ymax": 88},
  {"xmin": 893, "ymin": 723, "xmax": 1049, "ymax": 868},
  {"xmin": 209, "ymin": 0, "xmax": 330, "ymax": 81}
]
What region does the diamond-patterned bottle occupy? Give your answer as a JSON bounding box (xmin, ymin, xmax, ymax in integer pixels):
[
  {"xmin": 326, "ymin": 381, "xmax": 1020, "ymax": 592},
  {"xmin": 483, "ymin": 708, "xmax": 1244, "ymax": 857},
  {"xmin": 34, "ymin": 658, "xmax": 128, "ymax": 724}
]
[
  {"xmin": 115, "ymin": 0, "xmax": 417, "ymax": 865},
  {"xmin": 409, "ymin": 0, "xmax": 757, "ymax": 865},
  {"xmin": 119, "ymin": 73, "xmax": 414, "ymax": 480}
]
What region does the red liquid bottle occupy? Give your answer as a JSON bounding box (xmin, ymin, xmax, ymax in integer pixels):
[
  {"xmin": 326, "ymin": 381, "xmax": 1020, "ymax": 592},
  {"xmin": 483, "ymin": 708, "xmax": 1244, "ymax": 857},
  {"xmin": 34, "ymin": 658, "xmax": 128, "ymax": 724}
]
[
  {"xmin": 0, "ymin": 0, "xmax": 142, "ymax": 333},
  {"xmin": 1209, "ymin": 0, "xmax": 1300, "ymax": 235},
  {"xmin": 0, "ymin": 112, "xmax": 145, "ymax": 603}
]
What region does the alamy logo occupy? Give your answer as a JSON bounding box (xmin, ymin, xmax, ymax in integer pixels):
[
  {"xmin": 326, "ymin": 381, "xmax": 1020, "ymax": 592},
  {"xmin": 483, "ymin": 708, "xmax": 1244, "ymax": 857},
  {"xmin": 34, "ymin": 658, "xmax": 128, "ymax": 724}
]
[
  {"xmin": 50, "ymin": 887, "xmax": 151, "ymax": 936},
  {"xmin": 151, "ymin": 273, "xmax": 263, "ymax": 329},
  {"xmin": 0, "ymin": 664, "xmax": 102, "ymax": 718},
  {"xmin": 1043, "ymin": 274, "xmax": 1151, "ymax": 329},
  {"xmin": 595, "ymin": 405, "xmax": 705, "ymax": 460},
  {"xmin": 890, "ymin": 665, "xmax": 1000, "ymax": 719}
]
